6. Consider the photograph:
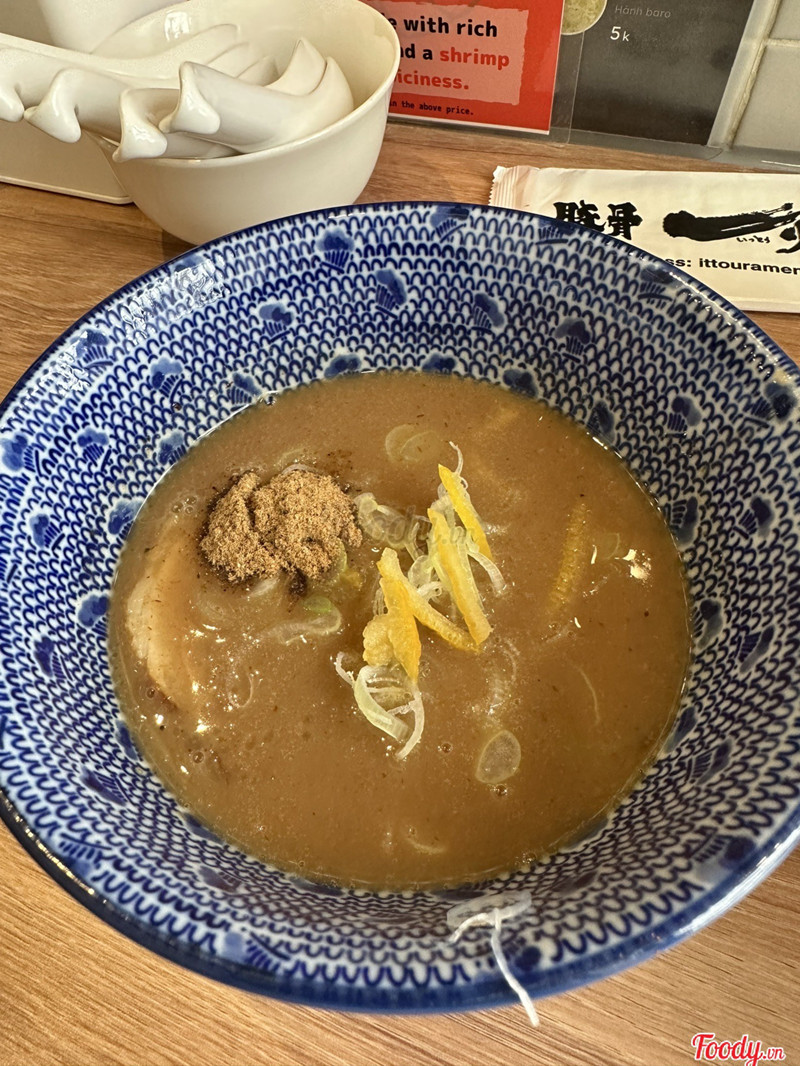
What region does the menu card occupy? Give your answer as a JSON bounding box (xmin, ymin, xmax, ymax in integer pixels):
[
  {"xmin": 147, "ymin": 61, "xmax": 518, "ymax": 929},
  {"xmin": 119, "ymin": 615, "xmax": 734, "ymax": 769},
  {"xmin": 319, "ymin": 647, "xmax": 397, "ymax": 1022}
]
[
  {"xmin": 364, "ymin": 0, "xmax": 566, "ymax": 134},
  {"xmin": 569, "ymin": 0, "xmax": 755, "ymax": 144}
]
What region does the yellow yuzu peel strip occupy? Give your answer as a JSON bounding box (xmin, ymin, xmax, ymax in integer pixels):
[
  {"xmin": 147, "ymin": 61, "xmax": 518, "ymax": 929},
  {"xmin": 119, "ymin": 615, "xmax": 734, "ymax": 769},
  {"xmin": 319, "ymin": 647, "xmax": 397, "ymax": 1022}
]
[
  {"xmin": 377, "ymin": 548, "xmax": 479, "ymax": 653},
  {"xmin": 426, "ymin": 509, "xmax": 491, "ymax": 645},
  {"xmin": 376, "ymin": 550, "xmax": 422, "ymax": 682},
  {"xmin": 438, "ymin": 463, "xmax": 493, "ymax": 561}
]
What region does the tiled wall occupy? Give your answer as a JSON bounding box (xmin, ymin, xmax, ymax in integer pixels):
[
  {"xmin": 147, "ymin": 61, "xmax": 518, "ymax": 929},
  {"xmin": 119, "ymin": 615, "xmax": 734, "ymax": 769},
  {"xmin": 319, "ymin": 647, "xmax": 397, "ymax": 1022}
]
[
  {"xmin": 734, "ymin": 0, "xmax": 800, "ymax": 152},
  {"xmin": 772, "ymin": 0, "xmax": 800, "ymax": 37}
]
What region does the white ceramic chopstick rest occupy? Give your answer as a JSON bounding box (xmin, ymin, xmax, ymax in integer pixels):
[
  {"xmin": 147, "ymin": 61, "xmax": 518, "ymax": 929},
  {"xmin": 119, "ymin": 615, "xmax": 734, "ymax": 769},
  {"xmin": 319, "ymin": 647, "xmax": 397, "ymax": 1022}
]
[{"xmin": 161, "ymin": 53, "xmax": 354, "ymax": 152}]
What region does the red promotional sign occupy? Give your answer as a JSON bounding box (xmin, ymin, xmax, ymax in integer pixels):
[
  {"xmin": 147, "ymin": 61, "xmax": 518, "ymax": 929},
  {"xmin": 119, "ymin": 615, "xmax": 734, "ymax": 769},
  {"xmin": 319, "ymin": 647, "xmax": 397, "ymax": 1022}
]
[{"xmin": 365, "ymin": 0, "xmax": 565, "ymax": 133}]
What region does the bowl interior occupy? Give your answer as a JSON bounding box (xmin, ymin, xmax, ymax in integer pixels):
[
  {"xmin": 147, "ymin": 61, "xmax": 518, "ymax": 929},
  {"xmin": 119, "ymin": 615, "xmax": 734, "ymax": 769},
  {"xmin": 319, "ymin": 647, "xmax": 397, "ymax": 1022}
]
[{"xmin": 1, "ymin": 203, "xmax": 799, "ymax": 1012}]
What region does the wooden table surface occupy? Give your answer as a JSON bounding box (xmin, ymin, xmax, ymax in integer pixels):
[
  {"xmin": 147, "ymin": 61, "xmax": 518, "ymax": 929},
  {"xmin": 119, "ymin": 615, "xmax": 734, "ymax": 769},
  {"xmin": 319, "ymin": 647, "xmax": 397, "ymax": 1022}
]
[{"xmin": 0, "ymin": 123, "xmax": 798, "ymax": 1066}]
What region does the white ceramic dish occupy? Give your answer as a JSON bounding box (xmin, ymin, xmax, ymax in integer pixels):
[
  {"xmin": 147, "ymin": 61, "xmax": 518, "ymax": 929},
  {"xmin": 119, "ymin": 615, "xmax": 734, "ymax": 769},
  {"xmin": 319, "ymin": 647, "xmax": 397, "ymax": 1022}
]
[{"xmin": 97, "ymin": 0, "xmax": 400, "ymax": 243}]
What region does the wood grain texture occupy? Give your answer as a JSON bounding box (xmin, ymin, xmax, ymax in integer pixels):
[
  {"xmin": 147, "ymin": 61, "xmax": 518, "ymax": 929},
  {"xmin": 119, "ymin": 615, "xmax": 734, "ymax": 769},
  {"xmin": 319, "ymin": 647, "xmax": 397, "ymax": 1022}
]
[{"xmin": 1, "ymin": 123, "xmax": 798, "ymax": 1066}]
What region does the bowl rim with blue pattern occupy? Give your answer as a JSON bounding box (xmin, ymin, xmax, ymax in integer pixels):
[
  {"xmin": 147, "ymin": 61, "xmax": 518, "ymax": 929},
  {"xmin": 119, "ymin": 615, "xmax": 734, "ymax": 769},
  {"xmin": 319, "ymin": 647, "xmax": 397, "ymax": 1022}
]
[{"xmin": 0, "ymin": 201, "xmax": 799, "ymax": 1014}]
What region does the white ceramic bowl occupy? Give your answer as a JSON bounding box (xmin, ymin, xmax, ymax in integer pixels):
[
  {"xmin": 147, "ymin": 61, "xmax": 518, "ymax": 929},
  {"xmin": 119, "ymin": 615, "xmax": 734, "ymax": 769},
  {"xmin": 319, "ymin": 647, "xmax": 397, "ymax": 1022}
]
[{"xmin": 98, "ymin": 0, "xmax": 400, "ymax": 243}]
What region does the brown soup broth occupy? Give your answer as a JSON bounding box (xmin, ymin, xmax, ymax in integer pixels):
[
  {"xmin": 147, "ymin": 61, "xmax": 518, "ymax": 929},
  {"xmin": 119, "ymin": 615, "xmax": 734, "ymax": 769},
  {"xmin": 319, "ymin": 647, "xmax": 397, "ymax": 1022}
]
[{"xmin": 108, "ymin": 371, "xmax": 691, "ymax": 890}]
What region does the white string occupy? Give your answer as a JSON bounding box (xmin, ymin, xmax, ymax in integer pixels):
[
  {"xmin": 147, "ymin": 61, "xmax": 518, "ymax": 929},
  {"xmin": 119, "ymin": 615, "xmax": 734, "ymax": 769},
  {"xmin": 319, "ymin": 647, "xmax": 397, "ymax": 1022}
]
[
  {"xmin": 447, "ymin": 891, "xmax": 540, "ymax": 1029},
  {"xmin": 489, "ymin": 910, "xmax": 540, "ymax": 1028}
]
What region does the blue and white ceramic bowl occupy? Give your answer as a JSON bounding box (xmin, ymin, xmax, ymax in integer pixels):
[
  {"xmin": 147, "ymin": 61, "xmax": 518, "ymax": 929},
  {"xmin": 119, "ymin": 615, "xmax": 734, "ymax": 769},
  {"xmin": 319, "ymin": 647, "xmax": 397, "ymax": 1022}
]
[{"xmin": 1, "ymin": 203, "xmax": 799, "ymax": 1012}]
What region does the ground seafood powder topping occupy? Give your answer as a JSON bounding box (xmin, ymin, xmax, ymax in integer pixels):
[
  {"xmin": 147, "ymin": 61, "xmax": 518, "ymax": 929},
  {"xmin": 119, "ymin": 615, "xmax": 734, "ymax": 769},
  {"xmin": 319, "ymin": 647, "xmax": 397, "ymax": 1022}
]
[{"xmin": 200, "ymin": 468, "xmax": 362, "ymax": 582}]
